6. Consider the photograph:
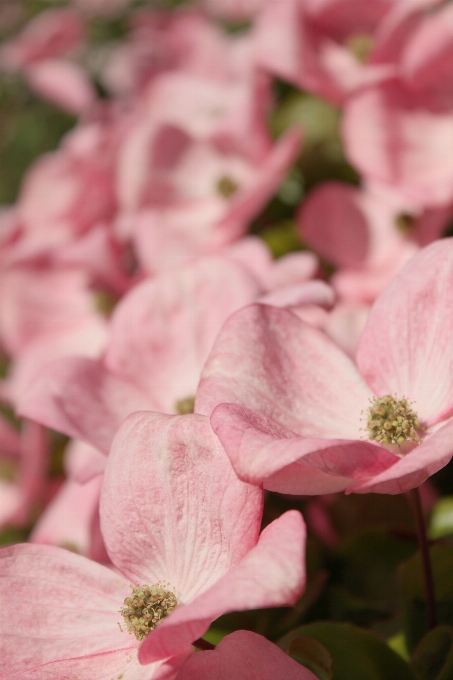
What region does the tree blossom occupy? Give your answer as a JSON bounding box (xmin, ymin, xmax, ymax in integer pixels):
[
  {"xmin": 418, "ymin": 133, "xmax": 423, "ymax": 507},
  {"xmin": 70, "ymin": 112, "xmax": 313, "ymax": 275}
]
[
  {"xmin": 342, "ymin": 2, "xmax": 453, "ymax": 209},
  {"xmin": 297, "ymin": 181, "xmax": 450, "ymax": 303},
  {"xmin": 252, "ymin": 0, "xmax": 438, "ymax": 104},
  {"xmin": 176, "ymin": 630, "xmax": 318, "ymax": 679},
  {"xmin": 18, "ymin": 252, "xmax": 332, "ymax": 481},
  {"xmin": 0, "ymin": 412, "xmax": 306, "ymax": 678},
  {"xmin": 196, "ymin": 239, "xmax": 453, "ymax": 495}
]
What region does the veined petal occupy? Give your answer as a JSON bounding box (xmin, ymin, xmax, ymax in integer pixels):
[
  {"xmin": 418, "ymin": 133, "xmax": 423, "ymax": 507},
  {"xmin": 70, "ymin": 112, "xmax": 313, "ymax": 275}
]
[
  {"xmin": 138, "ymin": 511, "xmax": 306, "ymax": 664},
  {"xmin": 0, "ymin": 544, "xmax": 136, "ymax": 679},
  {"xmin": 357, "ymin": 239, "xmax": 453, "ymax": 425},
  {"xmin": 100, "ymin": 412, "xmax": 263, "ymax": 602},
  {"xmin": 197, "ymin": 304, "xmax": 373, "ymax": 439}
]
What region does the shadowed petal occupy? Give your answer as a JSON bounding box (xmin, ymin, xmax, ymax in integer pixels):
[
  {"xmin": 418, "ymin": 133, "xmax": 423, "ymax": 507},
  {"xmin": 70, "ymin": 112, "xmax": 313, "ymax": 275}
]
[{"xmin": 175, "ymin": 630, "xmax": 318, "ymax": 680}]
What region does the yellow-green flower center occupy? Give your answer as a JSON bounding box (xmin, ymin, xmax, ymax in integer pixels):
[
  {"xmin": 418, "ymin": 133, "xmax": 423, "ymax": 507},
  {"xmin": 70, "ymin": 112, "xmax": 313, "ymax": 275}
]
[
  {"xmin": 366, "ymin": 395, "xmax": 421, "ymax": 446},
  {"xmin": 119, "ymin": 583, "xmax": 177, "ymax": 641},
  {"xmin": 345, "ymin": 33, "xmax": 374, "ymax": 63},
  {"xmin": 174, "ymin": 396, "xmax": 195, "ymax": 415},
  {"xmin": 216, "ymin": 175, "xmax": 239, "ymax": 198}
]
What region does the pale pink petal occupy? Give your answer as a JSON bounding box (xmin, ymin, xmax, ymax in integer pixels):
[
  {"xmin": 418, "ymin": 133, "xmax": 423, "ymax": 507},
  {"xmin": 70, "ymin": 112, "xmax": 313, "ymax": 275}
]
[
  {"xmin": 258, "ymin": 280, "xmax": 334, "ymax": 309},
  {"xmin": 25, "ymin": 59, "xmax": 96, "ymax": 114},
  {"xmin": 65, "ymin": 439, "xmax": 108, "ymax": 483},
  {"xmin": 0, "ymin": 480, "xmax": 22, "ymax": 528},
  {"xmin": 104, "ymin": 257, "xmax": 261, "ymax": 412},
  {"xmin": 196, "ymin": 304, "xmax": 373, "ymax": 439},
  {"xmin": 0, "ymin": 544, "xmax": 135, "ymax": 677},
  {"xmin": 18, "ymin": 358, "xmax": 153, "ymax": 453},
  {"xmin": 266, "ymin": 251, "xmax": 318, "ymax": 290},
  {"xmin": 348, "ymin": 418, "xmax": 453, "ymax": 494},
  {"xmin": 138, "ymin": 510, "xmax": 306, "ymax": 663},
  {"xmin": 343, "ymin": 82, "xmax": 453, "ymax": 208},
  {"xmin": 8, "ymin": 316, "xmax": 108, "ymax": 406},
  {"xmin": 210, "ymin": 403, "xmax": 399, "ymax": 493},
  {"xmin": 357, "ymin": 239, "xmax": 453, "ymax": 425},
  {"xmin": 218, "ymin": 128, "xmax": 302, "ymax": 239},
  {"xmin": 30, "ymin": 475, "xmax": 102, "ymax": 556},
  {"xmin": 401, "ymin": 3, "xmax": 453, "ymax": 108},
  {"xmin": 101, "ymin": 412, "xmax": 263, "ymax": 601},
  {"xmin": 176, "ymin": 630, "xmax": 319, "ymax": 680}
]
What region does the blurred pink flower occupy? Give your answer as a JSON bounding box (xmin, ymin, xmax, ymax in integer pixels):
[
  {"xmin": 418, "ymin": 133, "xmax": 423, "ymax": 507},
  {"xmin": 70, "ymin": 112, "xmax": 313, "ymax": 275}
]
[
  {"xmin": 298, "ymin": 181, "xmax": 450, "ymax": 302},
  {"xmin": 252, "ymin": 0, "xmax": 437, "ymax": 103},
  {"xmin": 343, "ymin": 2, "xmax": 453, "ymax": 208}
]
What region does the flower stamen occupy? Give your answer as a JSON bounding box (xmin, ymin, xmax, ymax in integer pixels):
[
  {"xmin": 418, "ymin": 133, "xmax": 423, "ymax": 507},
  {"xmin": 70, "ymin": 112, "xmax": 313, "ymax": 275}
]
[
  {"xmin": 365, "ymin": 395, "xmax": 422, "ymax": 446},
  {"xmin": 119, "ymin": 583, "xmax": 177, "ymax": 641}
]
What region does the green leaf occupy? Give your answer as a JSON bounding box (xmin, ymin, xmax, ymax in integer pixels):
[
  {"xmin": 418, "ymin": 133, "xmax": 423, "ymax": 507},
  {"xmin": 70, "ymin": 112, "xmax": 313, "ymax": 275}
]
[
  {"xmin": 259, "ymin": 221, "xmax": 303, "ymax": 258},
  {"xmin": 280, "ymin": 622, "xmax": 416, "ymax": 680},
  {"xmin": 289, "ymin": 637, "xmax": 332, "ymax": 680},
  {"xmin": 429, "ymin": 499, "xmax": 453, "ymax": 539},
  {"xmin": 411, "ymin": 627, "xmax": 453, "ymax": 680},
  {"xmin": 399, "ymin": 545, "xmax": 453, "ymax": 651}
]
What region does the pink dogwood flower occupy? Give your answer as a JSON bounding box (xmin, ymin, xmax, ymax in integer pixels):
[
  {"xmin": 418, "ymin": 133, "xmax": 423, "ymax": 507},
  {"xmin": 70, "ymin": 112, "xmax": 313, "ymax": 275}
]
[
  {"xmin": 196, "ymin": 239, "xmax": 453, "ymax": 495},
  {"xmin": 0, "ymin": 411, "xmax": 306, "ymax": 678},
  {"xmin": 176, "ymin": 630, "xmax": 317, "ymax": 679},
  {"xmin": 297, "ymin": 181, "xmax": 451, "ymax": 303},
  {"xmin": 342, "ymin": 2, "xmax": 453, "ymax": 209},
  {"xmin": 19, "ymin": 252, "xmax": 331, "ymax": 481},
  {"xmin": 252, "ymin": 0, "xmax": 438, "ymax": 104}
]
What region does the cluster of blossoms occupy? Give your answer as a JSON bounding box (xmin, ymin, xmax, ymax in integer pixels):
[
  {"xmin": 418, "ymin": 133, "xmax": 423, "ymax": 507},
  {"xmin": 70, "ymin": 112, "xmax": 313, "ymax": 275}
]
[{"xmin": 0, "ymin": 0, "xmax": 452, "ymax": 677}]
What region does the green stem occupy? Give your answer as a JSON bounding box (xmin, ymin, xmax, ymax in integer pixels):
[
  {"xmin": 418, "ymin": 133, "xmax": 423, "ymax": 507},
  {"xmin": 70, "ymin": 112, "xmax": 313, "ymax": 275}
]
[{"xmin": 409, "ymin": 487, "xmax": 437, "ymax": 629}]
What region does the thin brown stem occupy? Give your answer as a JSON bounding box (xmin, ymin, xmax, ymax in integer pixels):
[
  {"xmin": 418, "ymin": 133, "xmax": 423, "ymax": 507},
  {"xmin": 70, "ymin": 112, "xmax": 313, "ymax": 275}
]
[
  {"xmin": 193, "ymin": 638, "xmax": 216, "ymax": 651},
  {"xmin": 409, "ymin": 487, "xmax": 437, "ymax": 629}
]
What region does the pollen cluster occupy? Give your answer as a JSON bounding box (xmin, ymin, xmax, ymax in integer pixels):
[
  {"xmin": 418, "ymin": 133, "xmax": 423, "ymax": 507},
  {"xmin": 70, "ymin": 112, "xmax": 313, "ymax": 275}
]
[
  {"xmin": 366, "ymin": 395, "xmax": 421, "ymax": 446},
  {"xmin": 119, "ymin": 583, "xmax": 177, "ymax": 641}
]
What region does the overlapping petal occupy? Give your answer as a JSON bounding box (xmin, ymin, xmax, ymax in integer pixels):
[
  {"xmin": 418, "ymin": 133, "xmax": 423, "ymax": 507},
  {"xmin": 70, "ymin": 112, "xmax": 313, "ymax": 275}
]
[
  {"xmin": 138, "ymin": 510, "xmax": 306, "ymax": 663},
  {"xmin": 100, "ymin": 411, "xmax": 263, "ymax": 599}
]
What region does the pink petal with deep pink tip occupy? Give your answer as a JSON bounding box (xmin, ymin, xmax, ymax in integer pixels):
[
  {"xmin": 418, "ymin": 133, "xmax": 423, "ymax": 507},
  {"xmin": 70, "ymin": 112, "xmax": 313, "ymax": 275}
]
[
  {"xmin": 348, "ymin": 418, "xmax": 453, "ymax": 495},
  {"xmin": 298, "ymin": 182, "xmax": 369, "ymax": 268},
  {"xmin": 138, "ymin": 510, "xmax": 306, "ymax": 664},
  {"xmin": 210, "ymin": 403, "xmax": 399, "ymax": 494},
  {"xmin": 196, "ymin": 304, "xmax": 373, "ymax": 439},
  {"xmin": 176, "ymin": 630, "xmax": 318, "ymax": 680},
  {"xmin": 100, "ymin": 411, "xmax": 263, "ymax": 601},
  {"xmin": 18, "ymin": 357, "xmax": 153, "ymax": 453},
  {"xmin": 357, "ymin": 239, "xmax": 453, "ymax": 426}
]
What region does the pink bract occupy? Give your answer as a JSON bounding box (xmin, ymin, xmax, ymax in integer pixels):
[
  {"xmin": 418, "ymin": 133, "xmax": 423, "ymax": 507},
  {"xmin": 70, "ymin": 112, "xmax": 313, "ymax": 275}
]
[
  {"xmin": 196, "ymin": 239, "xmax": 453, "ymax": 495},
  {"xmin": 19, "ymin": 252, "xmax": 329, "ymax": 470},
  {"xmin": 176, "ymin": 630, "xmax": 318, "ymax": 679},
  {"xmin": 0, "ymin": 412, "xmax": 306, "ymax": 678}
]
